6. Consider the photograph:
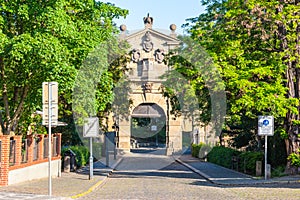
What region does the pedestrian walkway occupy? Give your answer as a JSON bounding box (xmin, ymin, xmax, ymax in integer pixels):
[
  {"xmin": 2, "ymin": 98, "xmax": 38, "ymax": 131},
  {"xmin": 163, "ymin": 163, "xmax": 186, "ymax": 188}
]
[
  {"xmin": 0, "ymin": 154, "xmax": 122, "ymax": 199},
  {"xmin": 177, "ymin": 154, "xmax": 300, "ymax": 186},
  {"xmin": 0, "ymin": 192, "xmax": 69, "ymax": 200}
]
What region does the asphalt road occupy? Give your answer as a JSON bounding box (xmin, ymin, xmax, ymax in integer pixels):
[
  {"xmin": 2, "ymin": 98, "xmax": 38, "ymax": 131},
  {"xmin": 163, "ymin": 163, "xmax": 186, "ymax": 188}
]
[{"xmin": 79, "ymin": 152, "xmax": 300, "ymax": 200}]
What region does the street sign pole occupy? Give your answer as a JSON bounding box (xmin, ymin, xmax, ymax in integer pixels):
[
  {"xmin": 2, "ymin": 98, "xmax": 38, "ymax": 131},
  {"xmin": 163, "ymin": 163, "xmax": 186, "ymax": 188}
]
[
  {"xmin": 264, "ymin": 135, "xmax": 267, "ymax": 180},
  {"xmin": 258, "ymin": 116, "xmax": 274, "ymax": 180},
  {"xmin": 42, "ymin": 82, "xmax": 58, "ymax": 197},
  {"xmin": 48, "ymin": 82, "xmax": 52, "ymax": 197},
  {"xmin": 89, "ymin": 137, "xmax": 93, "ymax": 180},
  {"xmin": 83, "ymin": 117, "xmax": 99, "ymax": 180}
]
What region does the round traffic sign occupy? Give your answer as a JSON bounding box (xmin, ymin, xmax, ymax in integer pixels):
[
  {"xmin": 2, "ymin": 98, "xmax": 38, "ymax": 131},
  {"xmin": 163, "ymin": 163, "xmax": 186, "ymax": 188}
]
[{"xmin": 263, "ymin": 120, "xmax": 269, "ymax": 126}]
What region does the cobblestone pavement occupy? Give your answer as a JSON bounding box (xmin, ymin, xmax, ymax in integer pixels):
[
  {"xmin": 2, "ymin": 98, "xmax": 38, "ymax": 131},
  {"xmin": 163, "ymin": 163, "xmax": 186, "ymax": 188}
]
[
  {"xmin": 78, "ymin": 152, "xmax": 300, "ymax": 200},
  {"xmin": 0, "ymin": 192, "xmax": 70, "ymax": 200},
  {"xmin": 0, "ymin": 154, "xmax": 121, "ymax": 199},
  {"xmin": 0, "ymin": 149, "xmax": 299, "ymax": 199},
  {"xmin": 178, "ymin": 154, "xmax": 300, "ymax": 185},
  {"xmin": 78, "ymin": 152, "xmax": 237, "ymax": 200}
]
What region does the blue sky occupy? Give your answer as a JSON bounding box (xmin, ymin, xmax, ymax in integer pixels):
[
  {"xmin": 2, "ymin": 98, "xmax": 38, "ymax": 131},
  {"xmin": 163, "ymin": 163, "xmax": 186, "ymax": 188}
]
[{"xmin": 101, "ymin": 0, "xmax": 206, "ymax": 35}]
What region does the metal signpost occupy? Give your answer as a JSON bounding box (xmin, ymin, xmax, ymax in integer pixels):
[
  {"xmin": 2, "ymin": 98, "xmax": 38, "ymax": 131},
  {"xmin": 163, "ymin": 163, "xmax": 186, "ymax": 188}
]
[
  {"xmin": 83, "ymin": 117, "xmax": 100, "ymax": 180},
  {"xmin": 258, "ymin": 116, "xmax": 274, "ymax": 180},
  {"xmin": 42, "ymin": 82, "xmax": 58, "ymax": 197}
]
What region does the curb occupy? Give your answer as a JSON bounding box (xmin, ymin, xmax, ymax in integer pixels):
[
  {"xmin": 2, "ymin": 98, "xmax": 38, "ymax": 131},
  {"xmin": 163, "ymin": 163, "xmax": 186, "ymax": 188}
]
[
  {"xmin": 70, "ymin": 157, "xmax": 124, "ymax": 199},
  {"xmin": 175, "ymin": 158, "xmax": 214, "ymax": 184},
  {"xmin": 176, "ymin": 158, "xmax": 300, "ymax": 186}
]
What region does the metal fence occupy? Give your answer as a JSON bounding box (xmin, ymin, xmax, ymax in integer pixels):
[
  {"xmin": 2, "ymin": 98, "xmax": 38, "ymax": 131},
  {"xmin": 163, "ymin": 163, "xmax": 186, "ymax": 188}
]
[
  {"xmin": 9, "ymin": 140, "xmax": 16, "ymax": 166},
  {"xmin": 6, "ymin": 135, "xmax": 60, "ymax": 166},
  {"xmin": 44, "ymin": 137, "xmax": 49, "ymax": 158},
  {"xmin": 53, "ymin": 136, "xmax": 58, "ymax": 157},
  {"xmin": 21, "ymin": 139, "xmax": 28, "ymax": 163},
  {"xmin": 44, "ymin": 137, "xmax": 58, "ymax": 158},
  {"xmin": 33, "ymin": 138, "xmax": 39, "ymax": 161}
]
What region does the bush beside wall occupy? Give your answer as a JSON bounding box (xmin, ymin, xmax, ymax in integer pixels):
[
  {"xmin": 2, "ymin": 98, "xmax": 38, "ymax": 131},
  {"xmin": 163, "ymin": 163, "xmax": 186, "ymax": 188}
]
[
  {"xmin": 192, "ymin": 145, "xmax": 264, "ymax": 176},
  {"xmin": 62, "ymin": 145, "xmax": 89, "ymax": 168},
  {"xmin": 206, "ymin": 146, "xmax": 240, "ymax": 169}
]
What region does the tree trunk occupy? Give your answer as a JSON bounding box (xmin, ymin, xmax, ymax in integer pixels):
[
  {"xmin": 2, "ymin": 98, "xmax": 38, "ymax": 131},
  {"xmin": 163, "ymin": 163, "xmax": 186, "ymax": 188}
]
[{"xmin": 282, "ymin": 15, "xmax": 300, "ymax": 173}]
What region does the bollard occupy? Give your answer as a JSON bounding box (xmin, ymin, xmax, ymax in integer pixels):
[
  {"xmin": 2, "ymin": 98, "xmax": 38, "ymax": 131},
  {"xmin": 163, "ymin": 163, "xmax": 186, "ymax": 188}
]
[
  {"xmin": 64, "ymin": 156, "xmax": 70, "ymax": 173},
  {"xmin": 266, "ymin": 164, "xmax": 271, "ymax": 179},
  {"xmin": 256, "ymin": 161, "xmax": 262, "ymax": 177}
]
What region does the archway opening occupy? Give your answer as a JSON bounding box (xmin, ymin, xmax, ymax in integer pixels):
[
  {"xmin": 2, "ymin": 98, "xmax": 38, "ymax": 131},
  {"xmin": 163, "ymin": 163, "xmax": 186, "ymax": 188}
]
[{"xmin": 131, "ymin": 103, "xmax": 166, "ymax": 150}]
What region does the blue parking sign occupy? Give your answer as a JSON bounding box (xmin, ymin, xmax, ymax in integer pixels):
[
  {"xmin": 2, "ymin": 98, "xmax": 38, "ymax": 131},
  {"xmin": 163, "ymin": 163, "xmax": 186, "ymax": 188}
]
[{"xmin": 258, "ymin": 116, "xmax": 274, "ymax": 136}]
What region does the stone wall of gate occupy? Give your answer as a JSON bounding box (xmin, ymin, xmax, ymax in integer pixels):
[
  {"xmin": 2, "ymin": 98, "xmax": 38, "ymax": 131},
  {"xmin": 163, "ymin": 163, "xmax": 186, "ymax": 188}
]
[{"xmin": 116, "ymin": 15, "xmax": 187, "ymax": 155}]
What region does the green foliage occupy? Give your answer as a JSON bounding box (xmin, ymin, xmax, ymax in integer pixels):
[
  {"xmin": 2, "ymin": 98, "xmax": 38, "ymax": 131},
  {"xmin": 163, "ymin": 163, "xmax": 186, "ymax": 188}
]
[
  {"xmin": 0, "ymin": 0, "xmax": 128, "ymax": 137},
  {"xmin": 287, "ymin": 152, "xmax": 300, "ymax": 168},
  {"xmin": 238, "ymin": 151, "xmax": 264, "ymax": 175},
  {"xmin": 191, "ymin": 143, "xmax": 204, "ymax": 158},
  {"xmin": 185, "ymin": 0, "xmax": 300, "ymax": 166},
  {"xmin": 191, "ymin": 143, "xmax": 212, "ymax": 159},
  {"xmin": 207, "ymin": 146, "xmax": 240, "ymax": 169},
  {"xmin": 268, "ymin": 131, "xmax": 287, "ymax": 167},
  {"xmin": 271, "ymin": 165, "xmax": 287, "ymax": 178},
  {"xmin": 62, "ymin": 145, "xmax": 90, "ymax": 168},
  {"xmin": 207, "ymin": 146, "xmax": 264, "ymax": 175},
  {"xmin": 131, "ymin": 117, "xmax": 166, "ymax": 144}
]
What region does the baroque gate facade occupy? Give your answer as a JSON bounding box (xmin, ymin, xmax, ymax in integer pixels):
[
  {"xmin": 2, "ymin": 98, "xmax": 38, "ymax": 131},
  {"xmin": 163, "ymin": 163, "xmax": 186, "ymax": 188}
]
[{"xmin": 115, "ymin": 14, "xmax": 190, "ymax": 155}]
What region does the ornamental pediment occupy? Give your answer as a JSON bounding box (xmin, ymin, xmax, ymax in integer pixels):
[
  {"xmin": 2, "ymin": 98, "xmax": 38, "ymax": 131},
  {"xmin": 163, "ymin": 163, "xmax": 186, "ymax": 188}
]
[{"xmin": 123, "ymin": 28, "xmax": 180, "ymax": 52}]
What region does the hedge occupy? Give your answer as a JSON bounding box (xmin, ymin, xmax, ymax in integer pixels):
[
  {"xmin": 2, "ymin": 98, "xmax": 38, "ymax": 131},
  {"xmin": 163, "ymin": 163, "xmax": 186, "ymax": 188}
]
[
  {"xmin": 238, "ymin": 151, "xmax": 264, "ymax": 175},
  {"xmin": 191, "ymin": 143, "xmax": 212, "ymax": 159},
  {"xmin": 206, "ymin": 146, "xmax": 240, "ymax": 169},
  {"xmin": 62, "ymin": 145, "xmax": 89, "ymax": 168}
]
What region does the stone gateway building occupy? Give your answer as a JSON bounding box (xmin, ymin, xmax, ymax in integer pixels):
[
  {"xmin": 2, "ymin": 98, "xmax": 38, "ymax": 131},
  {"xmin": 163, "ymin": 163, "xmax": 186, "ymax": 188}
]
[{"xmin": 113, "ymin": 14, "xmax": 210, "ymax": 155}]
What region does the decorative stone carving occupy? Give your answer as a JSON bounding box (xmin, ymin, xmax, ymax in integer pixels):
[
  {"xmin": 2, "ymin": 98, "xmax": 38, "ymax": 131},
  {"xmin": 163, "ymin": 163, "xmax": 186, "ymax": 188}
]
[
  {"xmin": 143, "ymin": 13, "xmax": 153, "ymax": 28},
  {"xmin": 131, "ymin": 49, "xmax": 140, "ymax": 62},
  {"xmin": 170, "ymin": 24, "xmax": 176, "ymax": 32},
  {"xmin": 120, "ymin": 24, "xmax": 127, "ymax": 32},
  {"xmin": 170, "ymin": 24, "xmax": 177, "ymax": 38},
  {"xmin": 142, "ymin": 31, "xmax": 153, "ymax": 52},
  {"xmin": 142, "ymin": 82, "xmax": 153, "ymax": 93},
  {"xmin": 155, "ymin": 49, "xmax": 165, "ymax": 63}
]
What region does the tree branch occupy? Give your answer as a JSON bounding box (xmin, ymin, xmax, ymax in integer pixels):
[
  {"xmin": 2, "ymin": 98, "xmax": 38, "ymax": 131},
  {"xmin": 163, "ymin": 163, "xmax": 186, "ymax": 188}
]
[{"xmin": 9, "ymin": 85, "xmax": 29, "ymax": 132}]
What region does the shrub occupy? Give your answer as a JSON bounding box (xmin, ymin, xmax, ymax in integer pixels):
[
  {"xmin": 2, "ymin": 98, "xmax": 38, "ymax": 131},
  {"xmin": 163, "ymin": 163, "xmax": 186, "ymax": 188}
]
[
  {"xmin": 191, "ymin": 143, "xmax": 211, "ymax": 159},
  {"xmin": 271, "ymin": 165, "xmax": 286, "ymax": 177},
  {"xmin": 238, "ymin": 151, "xmax": 264, "ymax": 175},
  {"xmin": 62, "ymin": 145, "xmax": 90, "ymax": 168},
  {"xmin": 287, "ymin": 153, "xmax": 300, "ymax": 168},
  {"xmin": 207, "ymin": 146, "xmax": 240, "ymax": 169},
  {"xmin": 191, "ymin": 143, "xmax": 203, "ymax": 158}
]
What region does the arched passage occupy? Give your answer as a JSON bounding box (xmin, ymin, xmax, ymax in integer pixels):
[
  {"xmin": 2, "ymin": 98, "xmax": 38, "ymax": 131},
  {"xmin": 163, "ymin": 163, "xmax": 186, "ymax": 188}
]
[{"xmin": 131, "ymin": 103, "xmax": 166, "ymax": 149}]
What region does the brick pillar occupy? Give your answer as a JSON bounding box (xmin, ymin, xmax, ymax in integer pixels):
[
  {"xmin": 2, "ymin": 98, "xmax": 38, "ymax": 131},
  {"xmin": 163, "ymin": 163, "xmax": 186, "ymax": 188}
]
[
  {"xmin": 26, "ymin": 135, "xmax": 34, "ymax": 163},
  {"xmin": 0, "ymin": 136, "xmax": 10, "ymax": 186},
  {"xmin": 55, "ymin": 133, "xmax": 62, "ymax": 157},
  {"xmin": 13, "ymin": 135, "xmax": 22, "ymax": 166},
  {"xmin": 37, "ymin": 134, "xmax": 44, "ymax": 160}
]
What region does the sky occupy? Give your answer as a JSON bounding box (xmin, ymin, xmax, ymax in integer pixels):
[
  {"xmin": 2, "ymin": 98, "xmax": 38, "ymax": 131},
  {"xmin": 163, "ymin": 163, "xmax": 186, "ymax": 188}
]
[{"xmin": 100, "ymin": 0, "xmax": 206, "ymax": 35}]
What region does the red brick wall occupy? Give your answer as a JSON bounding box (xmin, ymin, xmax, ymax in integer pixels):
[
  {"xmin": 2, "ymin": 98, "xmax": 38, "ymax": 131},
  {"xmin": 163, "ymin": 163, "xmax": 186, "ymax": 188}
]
[
  {"xmin": 37, "ymin": 134, "xmax": 44, "ymax": 160},
  {"xmin": 0, "ymin": 136, "xmax": 10, "ymax": 186},
  {"xmin": 54, "ymin": 133, "xmax": 62, "ymax": 156},
  {"xmin": 26, "ymin": 135, "xmax": 34, "ymax": 163},
  {"xmin": 0, "ymin": 134, "xmax": 61, "ymax": 186},
  {"xmin": 13, "ymin": 136, "xmax": 22, "ymax": 166}
]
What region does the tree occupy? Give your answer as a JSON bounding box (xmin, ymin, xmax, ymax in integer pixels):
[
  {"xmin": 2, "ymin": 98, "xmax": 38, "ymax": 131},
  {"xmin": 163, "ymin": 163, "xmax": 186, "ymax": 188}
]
[
  {"xmin": 0, "ymin": 1, "xmax": 128, "ymax": 136},
  {"xmin": 186, "ymin": 0, "xmax": 299, "ymax": 172},
  {"xmin": 162, "ymin": 35, "xmax": 226, "ymax": 145}
]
